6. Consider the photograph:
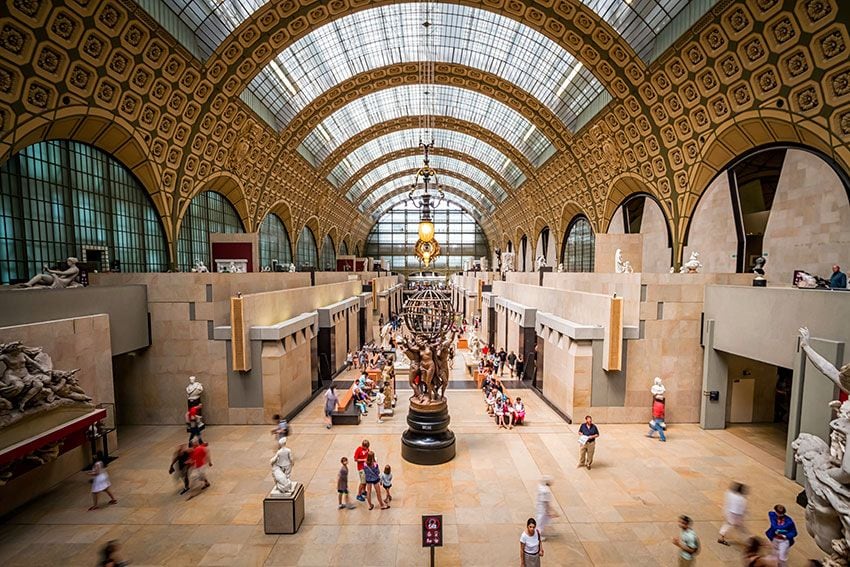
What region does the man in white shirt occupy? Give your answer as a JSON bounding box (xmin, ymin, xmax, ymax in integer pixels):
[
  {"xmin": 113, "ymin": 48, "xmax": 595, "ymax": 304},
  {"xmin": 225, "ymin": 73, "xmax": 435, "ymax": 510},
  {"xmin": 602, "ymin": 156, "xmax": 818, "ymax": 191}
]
[{"xmin": 717, "ymin": 482, "xmax": 748, "ymax": 545}]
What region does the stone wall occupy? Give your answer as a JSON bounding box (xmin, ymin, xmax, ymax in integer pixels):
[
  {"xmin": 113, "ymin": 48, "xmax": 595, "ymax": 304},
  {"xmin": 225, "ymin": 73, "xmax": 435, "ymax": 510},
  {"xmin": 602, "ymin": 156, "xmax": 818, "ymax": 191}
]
[
  {"xmin": 593, "ymin": 234, "xmax": 643, "ymax": 273},
  {"xmin": 261, "ymin": 334, "xmax": 313, "ymax": 422},
  {"xmin": 763, "ymin": 149, "xmax": 850, "ymax": 285},
  {"xmin": 683, "ymin": 173, "xmax": 737, "ymax": 273},
  {"xmin": 541, "ymin": 337, "xmax": 592, "ymax": 420}
]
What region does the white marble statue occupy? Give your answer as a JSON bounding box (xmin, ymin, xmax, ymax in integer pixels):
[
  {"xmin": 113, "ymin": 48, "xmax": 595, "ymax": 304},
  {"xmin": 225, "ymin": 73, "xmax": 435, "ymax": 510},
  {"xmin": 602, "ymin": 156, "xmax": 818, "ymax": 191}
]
[
  {"xmin": 614, "ymin": 249, "xmax": 633, "ymax": 274},
  {"xmin": 270, "ymin": 437, "xmax": 296, "ymax": 496},
  {"xmin": 228, "ymin": 262, "xmax": 239, "ymax": 273},
  {"xmin": 501, "ymin": 252, "xmax": 515, "ymax": 273},
  {"xmin": 535, "ymin": 255, "xmax": 547, "ymax": 271},
  {"xmin": 793, "ymin": 327, "xmax": 850, "ymax": 566},
  {"xmin": 557, "ymin": 263, "xmax": 564, "ymax": 273},
  {"xmin": 379, "ymin": 323, "xmax": 393, "ymax": 350},
  {"xmin": 288, "ymin": 263, "xmax": 296, "ymax": 273},
  {"xmin": 186, "ymin": 376, "xmax": 203, "ymax": 407},
  {"xmin": 650, "ymin": 376, "xmax": 666, "ymax": 396},
  {"xmin": 17, "ymin": 257, "xmax": 82, "ymax": 289},
  {"xmin": 679, "ymin": 251, "xmax": 702, "ymax": 273},
  {"xmin": 193, "ymin": 261, "xmax": 209, "ymax": 273}
]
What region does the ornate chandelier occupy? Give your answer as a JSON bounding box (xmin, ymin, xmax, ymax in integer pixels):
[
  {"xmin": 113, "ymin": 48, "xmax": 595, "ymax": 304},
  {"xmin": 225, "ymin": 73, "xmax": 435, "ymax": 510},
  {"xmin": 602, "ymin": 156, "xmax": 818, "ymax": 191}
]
[{"xmin": 414, "ymin": 236, "xmax": 441, "ymax": 267}]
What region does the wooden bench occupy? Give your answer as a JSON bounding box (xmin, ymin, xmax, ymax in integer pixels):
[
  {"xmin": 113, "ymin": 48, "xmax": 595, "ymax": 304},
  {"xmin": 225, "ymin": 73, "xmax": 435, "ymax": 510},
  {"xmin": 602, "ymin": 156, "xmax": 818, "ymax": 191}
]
[{"xmin": 331, "ymin": 384, "xmax": 361, "ymax": 425}]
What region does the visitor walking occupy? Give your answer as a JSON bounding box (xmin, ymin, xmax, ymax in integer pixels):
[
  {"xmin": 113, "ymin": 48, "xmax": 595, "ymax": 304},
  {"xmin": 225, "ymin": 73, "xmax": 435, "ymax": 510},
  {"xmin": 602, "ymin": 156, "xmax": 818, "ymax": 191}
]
[
  {"xmin": 381, "ymin": 464, "xmax": 393, "ymax": 503},
  {"xmin": 742, "ymin": 537, "xmax": 778, "ymax": 567},
  {"xmin": 672, "ymin": 515, "xmax": 699, "ymax": 566},
  {"xmin": 186, "ymin": 403, "xmax": 205, "ymax": 445},
  {"xmin": 764, "ymin": 504, "xmax": 796, "ymax": 567},
  {"xmin": 337, "ymin": 457, "xmax": 355, "ymax": 509},
  {"xmin": 168, "ymin": 443, "xmax": 192, "ymax": 495},
  {"xmin": 363, "ymin": 451, "xmax": 388, "ymax": 510},
  {"xmin": 88, "ymin": 454, "xmax": 117, "ymax": 510},
  {"xmin": 577, "ymin": 415, "xmax": 600, "ymax": 469},
  {"xmin": 498, "ymin": 348, "xmax": 507, "ymax": 376},
  {"xmin": 98, "ymin": 540, "xmax": 127, "ymax": 567},
  {"xmin": 324, "ymin": 385, "xmax": 339, "ymax": 429},
  {"xmin": 717, "ymin": 482, "xmax": 748, "ymax": 545},
  {"xmin": 535, "ymin": 477, "xmax": 557, "ymax": 539},
  {"xmin": 507, "ymin": 351, "xmax": 517, "ymax": 377},
  {"xmin": 515, "ymin": 355, "xmax": 525, "ymax": 380},
  {"xmin": 187, "ymin": 439, "xmax": 211, "ymax": 499},
  {"xmin": 271, "ymin": 413, "xmax": 289, "ymax": 439},
  {"xmin": 647, "ymin": 394, "xmax": 667, "ymax": 441},
  {"xmin": 354, "ymin": 439, "xmax": 370, "ymax": 501},
  {"xmin": 375, "ymin": 387, "xmax": 386, "ymax": 423},
  {"xmin": 519, "ymin": 517, "xmax": 544, "ymax": 567}
]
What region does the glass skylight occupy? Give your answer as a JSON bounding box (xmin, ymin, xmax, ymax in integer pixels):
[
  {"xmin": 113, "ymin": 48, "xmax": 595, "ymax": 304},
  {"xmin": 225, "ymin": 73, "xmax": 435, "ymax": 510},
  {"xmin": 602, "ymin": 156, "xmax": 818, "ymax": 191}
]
[
  {"xmin": 327, "ymin": 129, "xmax": 526, "ymax": 190},
  {"xmin": 343, "ymin": 155, "xmax": 507, "ymax": 204},
  {"xmin": 370, "ymin": 192, "xmax": 486, "ymax": 223},
  {"xmin": 249, "ymin": 4, "xmax": 603, "ymax": 131},
  {"xmin": 160, "ymin": 0, "xmax": 267, "ymax": 60},
  {"xmin": 358, "ymin": 173, "xmax": 496, "ymax": 214},
  {"xmin": 301, "ymin": 85, "xmax": 552, "ymax": 166}
]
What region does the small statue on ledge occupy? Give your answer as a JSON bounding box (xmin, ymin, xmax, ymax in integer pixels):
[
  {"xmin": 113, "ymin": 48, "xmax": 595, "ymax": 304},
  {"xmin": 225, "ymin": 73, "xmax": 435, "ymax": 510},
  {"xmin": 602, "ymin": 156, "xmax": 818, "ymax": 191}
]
[
  {"xmin": 557, "ymin": 263, "xmax": 564, "ymax": 273},
  {"xmin": 270, "ymin": 437, "xmax": 296, "ymax": 496},
  {"xmin": 615, "ymin": 249, "xmax": 634, "ymax": 274},
  {"xmin": 535, "ymin": 255, "xmax": 547, "ymax": 271},
  {"xmin": 288, "ymin": 263, "xmax": 296, "ymax": 273},
  {"xmin": 679, "ymin": 251, "xmax": 702, "ymax": 273},
  {"xmin": 16, "ymin": 258, "xmax": 82, "ymax": 289},
  {"xmin": 186, "ymin": 376, "xmax": 203, "ymax": 409},
  {"xmin": 193, "ymin": 261, "xmax": 209, "ymax": 273}
]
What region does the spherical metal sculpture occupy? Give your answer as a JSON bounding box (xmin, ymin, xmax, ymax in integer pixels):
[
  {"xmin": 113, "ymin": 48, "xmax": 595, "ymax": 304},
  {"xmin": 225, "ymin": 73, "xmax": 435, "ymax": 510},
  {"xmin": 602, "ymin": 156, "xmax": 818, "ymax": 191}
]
[{"xmin": 402, "ymin": 289, "xmax": 454, "ymax": 341}]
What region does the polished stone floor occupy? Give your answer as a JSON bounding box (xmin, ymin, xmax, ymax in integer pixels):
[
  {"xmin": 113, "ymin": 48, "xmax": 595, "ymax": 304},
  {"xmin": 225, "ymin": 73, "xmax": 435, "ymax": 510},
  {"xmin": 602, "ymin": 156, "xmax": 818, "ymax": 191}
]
[{"xmin": 0, "ymin": 358, "xmax": 819, "ymax": 566}]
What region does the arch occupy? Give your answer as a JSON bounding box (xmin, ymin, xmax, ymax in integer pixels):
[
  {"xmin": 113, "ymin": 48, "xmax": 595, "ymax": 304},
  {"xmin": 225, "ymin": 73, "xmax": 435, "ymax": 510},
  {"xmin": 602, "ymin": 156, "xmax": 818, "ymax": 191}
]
[
  {"xmin": 560, "ymin": 214, "xmax": 595, "ymax": 272},
  {"xmin": 259, "ymin": 199, "xmax": 295, "ymax": 240},
  {"xmin": 519, "ymin": 234, "xmax": 530, "ymax": 272},
  {"xmin": 258, "ymin": 211, "xmax": 293, "ymax": 268},
  {"xmin": 176, "ymin": 190, "xmax": 246, "ymax": 271},
  {"xmin": 0, "ymin": 107, "xmax": 171, "ymax": 244},
  {"xmin": 560, "ymin": 200, "xmax": 594, "ymax": 236},
  {"xmin": 339, "ymin": 237, "xmax": 350, "ymax": 256},
  {"xmin": 322, "ymin": 117, "xmax": 535, "ymax": 180},
  {"xmin": 296, "ymin": 223, "xmax": 319, "ymax": 269},
  {"xmin": 600, "ymin": 172, "xmax": 657, "ymax": 232},
  {"xmin": 321, "ymin": 233, "xmax": 337, "ymax": 271},
  {"xmin": 207, "ymin": 0, "xmax": 641, "ymax": 104},
  {"xmin": 178, "ymin": 170, "xmax": 252, "ymax": 236}
]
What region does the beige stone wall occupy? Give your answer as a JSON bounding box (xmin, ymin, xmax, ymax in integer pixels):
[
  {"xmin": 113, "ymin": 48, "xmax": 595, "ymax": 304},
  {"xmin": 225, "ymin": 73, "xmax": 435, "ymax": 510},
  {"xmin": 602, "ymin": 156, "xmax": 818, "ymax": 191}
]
[
  {"xmin": 593, "ymin": 234, "xmax": 643, "ymax": 273},
  {"xmin": 347, "ymin": 308, "xmax": 359, "ymax": 353},
  {"xmin": 541, "ymin": 337, "xmax": 592, "ymax": 420},
  {"xmin": 241, "ymin": 281, "xmax": 360, "ymax": 327},
  {"xmin": 506, "ymin": 319, "xmax": 521, "ymax": 355},
  {"xmin": 640, "ymin": 198, "xmax": 672, "ymax": 273},
  {"xmin": 333, "ymin": 317, "xmax": 348, "ymax": 373},
  {"xmin": 723, "ymin": 354, "xmax": 777, "ymax": 424},
  {"xmin": 683, "ymin": 173, "xmax": 737, "ymax": 273},
  {"xmin": 763, "ymin": 149, "xmax": 850, "ymax": 285},
  {"xmin": 493, "ymin": 282, "xmax": 623, "ymax": 327},
  {"xmin": 543, "ymin": 272, "xmax": 642, "ymax": 327},
  {"xmin": 261, "ymin": 334, "xmax": 312, "ymax": 422},
  {"xmin": 607, "ymin": 210, "xmax": 625, "ymax": 234}
]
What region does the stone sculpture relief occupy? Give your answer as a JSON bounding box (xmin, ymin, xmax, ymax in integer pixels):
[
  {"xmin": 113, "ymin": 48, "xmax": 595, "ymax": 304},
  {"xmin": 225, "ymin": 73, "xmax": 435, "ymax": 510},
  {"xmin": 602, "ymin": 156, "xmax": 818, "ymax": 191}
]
[
  {"xmin": 270, "ymin": 437, "xmax": 296, "ymax": 496},
  {"xmin": 615, "ymin": 249, "xmax": 634, "ymax": 274},
  {"xmin": 501, "ymin": 252, "xmax": 515, "ymax": 273},
  {"xmin": 679, "ymin": 252, "xmax": 703, "ymax": 273},
  {"xmin": 793, "ymin": 327, "xmax": 850, "ymax": 566},
  {"xmin": 192, "ymin": 261, "xmax": 209, "ymax": 273},
  {"xmin": 0, "ymin": 341, "xmax": 92, "ymax": 427},
  {"xmin": 535, "ymin": 255, "xmax": 547, "ymax": 271},
  {"xmin": 14, "ymin": 258, "xmax": 82, "ymax": 289}
]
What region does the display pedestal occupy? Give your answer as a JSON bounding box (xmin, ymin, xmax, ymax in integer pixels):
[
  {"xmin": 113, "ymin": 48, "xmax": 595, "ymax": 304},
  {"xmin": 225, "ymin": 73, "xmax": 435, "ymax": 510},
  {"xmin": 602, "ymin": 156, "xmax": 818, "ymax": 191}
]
[
  {"xmin": 263, "ymin": 483, "xmax": 305, "ymax": 534},
  {"xmin": 401, "ymin": 399, "xmax": 456, "ymax": 465}
]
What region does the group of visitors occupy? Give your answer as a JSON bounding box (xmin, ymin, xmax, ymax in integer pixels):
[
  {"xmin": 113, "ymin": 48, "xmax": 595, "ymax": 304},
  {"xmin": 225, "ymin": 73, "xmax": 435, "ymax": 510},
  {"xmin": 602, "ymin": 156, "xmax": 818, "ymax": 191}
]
[
  {"xmin": 481, "ymin": 362, "xmax": 525, "ymax": 428},
  {"xmin": 340, "ymin": 439, "xmax": 393, "ymax": 510},
  {"xmin": 347, "ymin": 342, "xmax": 387, "ymax": 370},
  {"xmin": 477, "ymin": 345, "xmax": 524, "ymax": 379},
  {"xmin": 168, "ymin": 439, "xmax": 212, "ymax": 499}
]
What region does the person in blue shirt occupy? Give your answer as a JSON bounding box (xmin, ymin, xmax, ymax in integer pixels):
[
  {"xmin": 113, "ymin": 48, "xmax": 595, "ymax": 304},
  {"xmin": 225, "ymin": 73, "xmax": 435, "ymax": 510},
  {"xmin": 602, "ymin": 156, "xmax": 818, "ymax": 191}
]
[
  {"xmin": 830, "ymin": 265, "xmax": 847, "ymax": 289},
  {"xmin": 765, "ymin": 504, "xmax": 797, "ymax": 567},
  {"xmin": 577, "ymin": 415, "xmax": 600, "ymax": 470}
]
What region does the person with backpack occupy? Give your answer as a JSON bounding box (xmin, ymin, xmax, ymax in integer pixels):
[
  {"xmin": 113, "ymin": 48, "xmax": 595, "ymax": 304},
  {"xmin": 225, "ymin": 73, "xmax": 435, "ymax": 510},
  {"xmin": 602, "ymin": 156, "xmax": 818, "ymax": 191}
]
[{"xmin": 673, "ymin": 515, "xmax": 700, "ymax": 565}]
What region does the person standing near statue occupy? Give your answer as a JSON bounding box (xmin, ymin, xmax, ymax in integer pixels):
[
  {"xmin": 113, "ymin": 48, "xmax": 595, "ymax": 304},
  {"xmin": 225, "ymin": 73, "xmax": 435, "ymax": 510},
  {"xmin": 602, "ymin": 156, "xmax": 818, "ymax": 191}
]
[
  {"xmin": 830, "ymin": 264, "xmax": 847, "ymax": 289},
  {"xmin": 577, "ymin": 415, "xmax": 599, "ymax": 470},
  {"xmin": 186, "ymin": 376, "xmax": 203, "ymax": 409},
  {"xmin": 354, "ymin": 439, "xmax": 370, "ymax": 502},
  {"xmin": 764, "ymin": 504, "xmax": 797, "ymax": 567}
]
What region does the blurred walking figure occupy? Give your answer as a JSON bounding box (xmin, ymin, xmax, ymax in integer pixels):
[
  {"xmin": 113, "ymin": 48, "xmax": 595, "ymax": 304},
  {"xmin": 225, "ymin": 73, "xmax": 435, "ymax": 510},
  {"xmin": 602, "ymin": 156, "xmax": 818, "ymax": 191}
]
[
  {"xmin": 718, "ymin": 482, "xmax": 748, "ymax": 546},
  {"xmin": 88, "ymin": 454, "xmax": 117, "ymax": 510},
  {"xmin": 168, "ymin": 443, "xmax": 192, "ymax": 495},
  {"xmin": 535, "ymin": 477, "xmax": 558, "ymax": 539},
  {"xmin": 99, "ymin": 540, "xmax": 127, "ymax": 567},
  {"xmin": 743, "ymin": 537, "xmax": 778, "ymax": 567},
  {"xmin": 672, "ymin": 515, "xmax": 700, "ymax": 566}
]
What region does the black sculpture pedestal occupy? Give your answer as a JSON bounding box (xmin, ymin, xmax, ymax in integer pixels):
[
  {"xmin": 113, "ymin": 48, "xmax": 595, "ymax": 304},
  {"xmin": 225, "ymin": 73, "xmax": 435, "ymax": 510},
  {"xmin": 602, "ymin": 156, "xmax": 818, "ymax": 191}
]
[{"xmin": 401, "ymin": 398, "xmax": 456, "ymax": 465}]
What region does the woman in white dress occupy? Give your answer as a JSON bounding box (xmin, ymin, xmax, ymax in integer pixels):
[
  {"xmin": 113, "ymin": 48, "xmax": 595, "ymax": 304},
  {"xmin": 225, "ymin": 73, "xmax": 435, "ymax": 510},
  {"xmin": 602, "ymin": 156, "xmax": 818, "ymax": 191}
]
[{"xmin": 88, "ymin": 456, "xmax": 118, "ymax": 510}]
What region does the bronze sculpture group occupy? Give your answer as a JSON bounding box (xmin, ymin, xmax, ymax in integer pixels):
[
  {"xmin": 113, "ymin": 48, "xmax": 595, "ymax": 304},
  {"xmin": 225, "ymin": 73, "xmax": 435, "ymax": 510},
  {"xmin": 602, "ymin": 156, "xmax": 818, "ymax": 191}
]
[{"xmin": 397, "ymin": 327, "xmax": 455, "ymax": 405}]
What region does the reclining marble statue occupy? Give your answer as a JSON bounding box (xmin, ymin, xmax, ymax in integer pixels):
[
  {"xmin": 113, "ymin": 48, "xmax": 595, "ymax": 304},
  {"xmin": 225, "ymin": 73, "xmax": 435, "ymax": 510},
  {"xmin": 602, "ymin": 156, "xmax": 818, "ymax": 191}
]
[
  {"xmin": 0, "ymin": 341, "xmax": 92, "ymax": 426},
  {"xmin": 16, "ymin": 257, "xmax": 82, "ymax": 289},
  {"xmin": 792, "ymin": 327, "xmax": 850, "ymax": 566}
]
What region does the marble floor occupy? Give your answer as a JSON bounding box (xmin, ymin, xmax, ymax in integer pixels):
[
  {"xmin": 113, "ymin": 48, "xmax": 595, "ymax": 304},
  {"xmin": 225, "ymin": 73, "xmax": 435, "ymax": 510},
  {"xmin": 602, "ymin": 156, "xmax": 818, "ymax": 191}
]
[{"xmin": 0, "ymin": 360, "xmax": 820, "ymax": 566}]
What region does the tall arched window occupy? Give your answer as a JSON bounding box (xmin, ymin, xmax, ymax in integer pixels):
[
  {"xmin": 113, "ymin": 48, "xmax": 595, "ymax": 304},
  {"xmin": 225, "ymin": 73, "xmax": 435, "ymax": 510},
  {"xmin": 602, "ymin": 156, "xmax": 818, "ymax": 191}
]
[
  {"xmin": 321, "ymin": 235, "xmax": 336, "ymax": 270},
  {"xmin": 258, "ymin": 213, "xmax": 292, "ymax": 269},
  {"xmin": 177, "ymin": 191, "xmax": 244, "ymax": 271},
  {"xmin": 0, "ymin": 140, "xmax": 168, "ymax": 283},
  {"xmin": 520, "ymin": 235, "xmax": 529, "ymax": 271},
  {"xmin": 340, "ymin": 240, "xmax": 349, "ymax": 256},
  {"xmin": 297, "ymin": 226, "xmax": 318, "ymax": 268},
  {"xmin": 561, "ymin": 216, "xmax": 595, "ymax": 272}
]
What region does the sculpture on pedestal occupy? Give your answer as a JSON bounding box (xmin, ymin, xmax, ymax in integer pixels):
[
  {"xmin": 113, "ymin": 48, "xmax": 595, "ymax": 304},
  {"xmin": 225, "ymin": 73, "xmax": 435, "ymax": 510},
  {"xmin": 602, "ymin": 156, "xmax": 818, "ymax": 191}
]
[
  {"xmin": 399, "ymin": 290, "xmax": 457, "ymax": 464},
  {"xmin": 15, "ymin": 258, "xmax": 82, "ymax": 289},
  {"xmin": 535, "ymin": 255, "xmax": 547, "ymax": 271},
  {"xmin": 193, "ymin": 261, "xmax": 209, "ymax": 273},
  {"xmin": 186, "ymin": 376, "xmax": 203, "ymax": 409},
  {"xmin": 557, "ymin": 263, "xmax": 564, "ymax": 273},
  {"xmin": 288, "ymin": 263, "xmax": 296, "ymax": 272},
  {"xmin": 0, "ymin": 341, "xmax": 93, "ymax": 426},
  {"xmin": 270, "ymin": 437, "xmax": 296, "ymax": 496},
  {"xmin": 752, "ymin": 256, "xmax": 767, "ymax": 287},
  {"xmin": 651, "ymin": 376, "xmax": 666, "ymax": 396},
  {"xmin": 501, "ymin": 252, "xmax": 515, "ymax": 273},
  {"xmin": 792, "ymin": 327, "xmax": 850, "ymax": 566},
  {"xmin": 679, "ymin": 252, "xmax": 703, "ymax": 273},
  {"xmin": 615, "ymin": 249, "xmax": 634, "ymax": 274}
]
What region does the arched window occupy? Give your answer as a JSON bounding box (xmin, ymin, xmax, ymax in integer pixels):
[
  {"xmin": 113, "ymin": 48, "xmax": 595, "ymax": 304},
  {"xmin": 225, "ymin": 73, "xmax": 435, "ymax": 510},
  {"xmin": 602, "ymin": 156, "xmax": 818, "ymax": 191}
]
[
  {"xmin": 364, "ymin": 200, "xmax": 488, "ymax": 273},
  {"xmin": 258, "ymin": 213, "xmax": 292, "ymax": 269},
  {"xmin": 340, "ymin": 240, "xmax": 349, "ymax": 256},
  {"xmin": 561, "ymin": 216, "xmax": 595, "ymax": 272},
  {"xmin": 321, "ymin": 235, "xmax": 336, "ymax": 270},
  {"xmin": 0, "ymin": 140, "xmax": 168, "ymax": 283},
  {"xmin": 177, "ymin": 191, "xmax": 244, "ymax": 271},
  {"xmin": 297, "ymin": 226, "xmax": 318, "ymax": 268},
  {"xmin": 520, "ymin": 235, "xmax": 529, "ymax": 271}
]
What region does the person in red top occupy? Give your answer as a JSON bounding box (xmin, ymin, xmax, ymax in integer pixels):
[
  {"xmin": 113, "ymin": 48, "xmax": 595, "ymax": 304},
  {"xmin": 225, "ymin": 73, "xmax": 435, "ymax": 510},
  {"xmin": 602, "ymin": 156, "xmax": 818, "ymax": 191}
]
[
  {"xmin": 353, "ymin": 439, "xmax": 370, "ymax": 502},
  {"xmin": 186, "ymin": 403, "xmax": 205, "ymax": 445},
  {"xmin": 187, "ymin": 439, "xmax": 212, "ymax": 499},
  {"xmin": 647, "ymin": 394, "xmax": 667, "ymax": 442}
]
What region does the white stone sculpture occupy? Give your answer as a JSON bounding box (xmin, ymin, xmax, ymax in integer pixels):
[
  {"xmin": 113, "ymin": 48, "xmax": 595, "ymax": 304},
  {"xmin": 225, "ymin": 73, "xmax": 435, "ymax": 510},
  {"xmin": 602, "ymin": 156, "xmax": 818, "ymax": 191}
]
[
  {"xmin": 679, "ymin": 251, "xmax": 703, "ymax": 273},
  {"xmin": 229, "ymin": 262, "xmax": 239, "ymax": 273},
  {"xmin": 16, "ymin": 258, "xmax": 82, "ymax": 289},
  {"xmin": 615, "ymin": 249, "xmax": 634, "ymax": 274},
  {"xmin": 793, "ymin": 327, "xmax": 850, "ymax": 566},
  {"xmin": 186, "ymin": 376, "xmax": 203, "ymax": 407},
  {"xmin": 380, "ymin": 323, "xmax": 393, "ymax": 350},
  {"xmin": 288, "ymin": 263, "xmax": 296, "ymax": 273},
  {"xmin": 193, "ymin": 261, "xmax": 209, "ymax": 273},
  {"xmin": 0, "ymin": 342, "xmax": 92, "ymax": 426},
  {"xmin": 501, "ymin": 252, "xmax": 515, "ymax": 273},
  {"xmin": 535, "ymin": 255, "xmax": 547, "ymax": 271},
  {"xmin": 270, "ymin": 437, "xmax": 296, "ymax": 496},
  {"xmin": 650, "ymin": 376, "xmax": 666, "ymax": 396},
  {"xmin": 557, "ymin": 263, "xmax": 564, "ymax": 273}
]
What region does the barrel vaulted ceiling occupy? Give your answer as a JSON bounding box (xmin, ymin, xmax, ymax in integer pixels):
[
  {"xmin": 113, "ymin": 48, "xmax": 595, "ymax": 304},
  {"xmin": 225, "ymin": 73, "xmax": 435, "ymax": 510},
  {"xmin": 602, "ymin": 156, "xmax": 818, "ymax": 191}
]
[{"xmin": 1, "ymin": 0, "xmax": 848, "ymax": 266}]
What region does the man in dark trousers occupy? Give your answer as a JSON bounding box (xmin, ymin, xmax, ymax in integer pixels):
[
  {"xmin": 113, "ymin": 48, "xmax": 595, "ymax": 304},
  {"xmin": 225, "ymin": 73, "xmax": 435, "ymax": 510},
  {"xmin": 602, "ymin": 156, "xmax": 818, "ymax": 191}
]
[{"xmin": 577, "ymin": 415, "xmax": 600, "ymax": 470}]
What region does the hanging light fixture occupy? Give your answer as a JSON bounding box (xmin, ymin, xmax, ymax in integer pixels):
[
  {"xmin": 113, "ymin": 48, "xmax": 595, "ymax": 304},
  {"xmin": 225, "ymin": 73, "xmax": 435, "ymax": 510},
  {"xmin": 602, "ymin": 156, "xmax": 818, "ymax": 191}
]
[
  {"xmin": 414, "ymin": 238, "xmax": 441, "ymax": 267},
  {"xmin": 409, "ymin": 0, "xmax": 443, "ymax": 245}
]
